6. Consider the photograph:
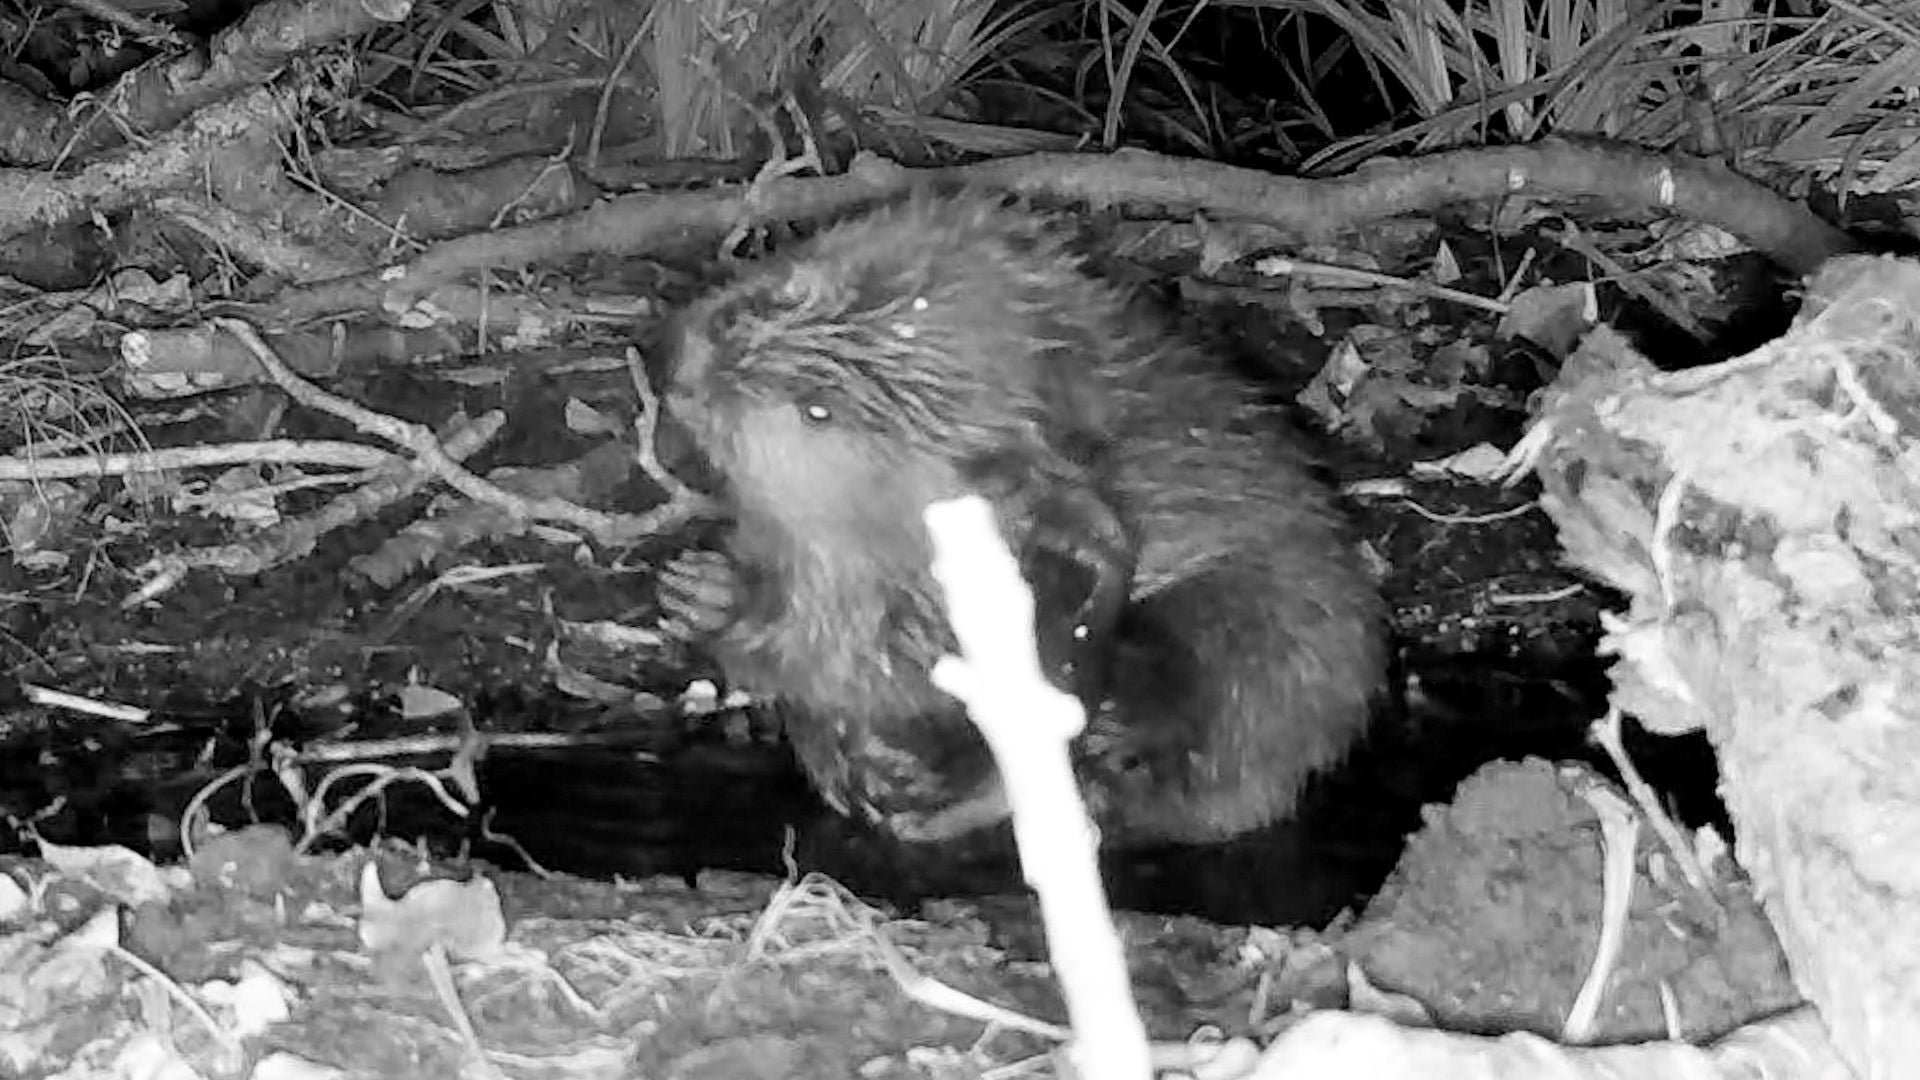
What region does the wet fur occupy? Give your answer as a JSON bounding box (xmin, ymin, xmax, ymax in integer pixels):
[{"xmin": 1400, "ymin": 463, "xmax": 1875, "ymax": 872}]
[{"xmin": 663, "ymin": 193, "xmax": 1387, "ymax": 845}]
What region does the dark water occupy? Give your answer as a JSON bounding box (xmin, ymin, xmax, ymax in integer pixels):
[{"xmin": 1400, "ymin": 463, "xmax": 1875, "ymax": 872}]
[{"xmin": 0, "ymin": 656, "xmax": 1726, "ymax": 928}]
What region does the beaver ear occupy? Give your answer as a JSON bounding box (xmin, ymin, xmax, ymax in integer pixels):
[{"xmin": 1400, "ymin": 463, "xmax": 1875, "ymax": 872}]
[
  {"xmin": 1017, "ymin": 487, "xmax": 1135, "ymax": 700},
  {"xmin": 959, "ymin": 453, "xmax": 1131, "ymax": 620}
]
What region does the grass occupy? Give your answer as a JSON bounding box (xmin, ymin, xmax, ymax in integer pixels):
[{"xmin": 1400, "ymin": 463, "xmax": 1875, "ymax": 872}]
[{"xmin": 344, "ymin": 0, "xmax": 1915, "ymax": 196}]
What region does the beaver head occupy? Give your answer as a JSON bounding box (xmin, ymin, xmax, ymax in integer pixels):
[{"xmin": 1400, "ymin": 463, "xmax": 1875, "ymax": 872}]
[
  {"xmin": 665, "ymin": 196, "xmax": 1130, "ymax": 569},
  {"xmin": 663, "ymin": 195, "xmax": 1138, "ymax": 697}
]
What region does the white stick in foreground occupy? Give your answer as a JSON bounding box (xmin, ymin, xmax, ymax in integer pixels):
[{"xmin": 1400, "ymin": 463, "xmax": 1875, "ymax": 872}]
[{"xmin": 922, "ymin": 495, "xmax": 1152, "ymax": 1080}]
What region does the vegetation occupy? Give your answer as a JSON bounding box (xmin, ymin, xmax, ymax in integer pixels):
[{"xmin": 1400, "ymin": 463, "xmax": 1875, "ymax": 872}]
[{"xmin": 354, "ymin": 0, "xmax": 1918, "ymax": 192}]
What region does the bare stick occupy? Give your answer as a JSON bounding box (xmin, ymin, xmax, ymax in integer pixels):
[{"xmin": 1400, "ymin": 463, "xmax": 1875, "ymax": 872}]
[
  {"xmin": 922, "ymin": 495, "xmax": 1150, "ymax": 1080},
  {"xmin": 213, "ymin": 317, "xmax": 654, "ymax": 542}
]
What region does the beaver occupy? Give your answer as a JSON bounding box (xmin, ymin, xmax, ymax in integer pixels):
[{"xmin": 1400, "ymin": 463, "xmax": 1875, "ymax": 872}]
[{"xmin": 657, "ymin": 193, "xmax": 1387, "ymax": 847}]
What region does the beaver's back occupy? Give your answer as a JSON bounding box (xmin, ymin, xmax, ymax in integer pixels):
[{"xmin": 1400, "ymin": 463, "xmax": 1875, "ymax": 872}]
[{"xmin": 1089, "ymin": 308, "xmax": 1386, "ymax": 842}]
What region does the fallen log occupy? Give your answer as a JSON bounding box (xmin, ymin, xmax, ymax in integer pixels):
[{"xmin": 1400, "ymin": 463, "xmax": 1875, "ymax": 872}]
[{"xmin": 1514, "ymin": 253, "xmax": 1920, "ymax": 1080}]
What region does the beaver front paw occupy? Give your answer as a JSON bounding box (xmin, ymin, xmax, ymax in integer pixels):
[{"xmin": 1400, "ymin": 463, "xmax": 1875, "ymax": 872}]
[
  {"xmin": 880, "ymin": 779, "xmax": 1013, "ymax": 842},
  {"xmin": 657, "ymin": 549, "xmax": 740, "ymax": 639}
]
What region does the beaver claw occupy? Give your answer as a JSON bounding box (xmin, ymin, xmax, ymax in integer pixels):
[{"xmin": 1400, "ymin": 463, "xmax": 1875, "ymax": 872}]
[
  {"xmin": 881, "ymin": 780, "xmax": 1013, "ymax": 842},
  {"xmin": 657, "ymin": 549, "xmax": 738, "ymax": 638}
]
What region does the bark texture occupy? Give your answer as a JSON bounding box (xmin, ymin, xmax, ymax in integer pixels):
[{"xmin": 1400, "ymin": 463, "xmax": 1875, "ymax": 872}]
[{"xmin": 1521, "ymin": 254, "xmax": 1920, "ymax": 1080}]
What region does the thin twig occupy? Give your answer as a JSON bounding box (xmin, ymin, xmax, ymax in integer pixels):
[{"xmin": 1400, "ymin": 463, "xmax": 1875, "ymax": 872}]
[{"xmin": 214, "ymin": 317, "xmax": 644, "ymax": 541}]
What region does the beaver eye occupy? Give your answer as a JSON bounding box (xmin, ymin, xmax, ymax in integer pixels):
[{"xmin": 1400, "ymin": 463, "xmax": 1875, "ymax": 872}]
[{"xmin": 800, "ymin": 400, "xmax": 834, "ymax": 425}]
